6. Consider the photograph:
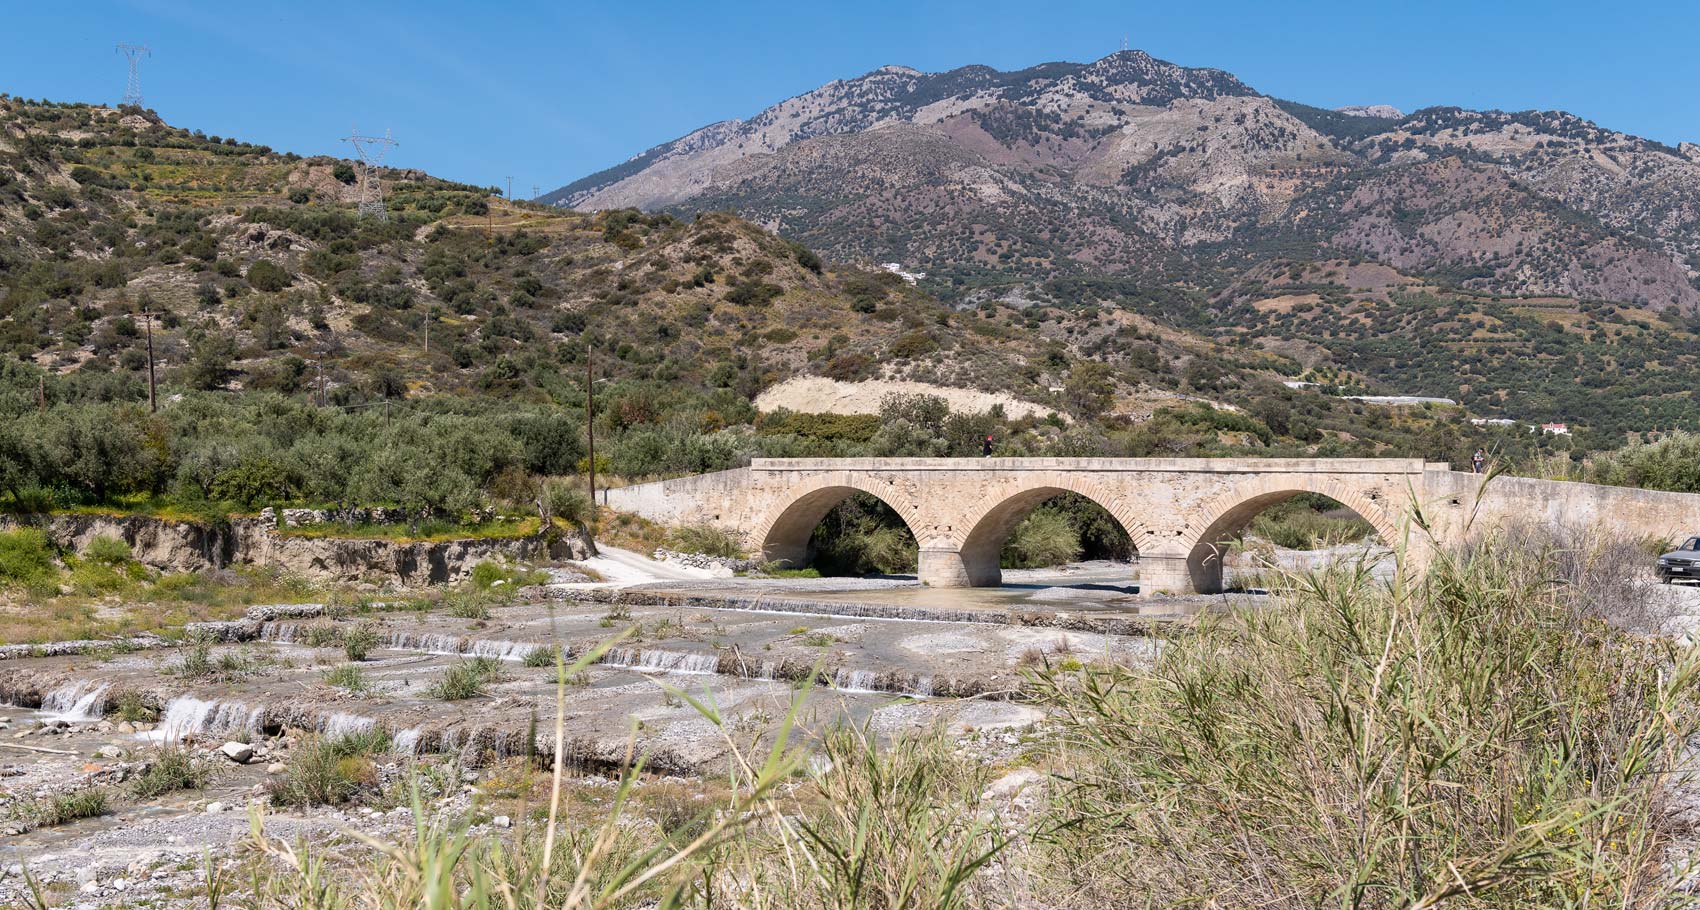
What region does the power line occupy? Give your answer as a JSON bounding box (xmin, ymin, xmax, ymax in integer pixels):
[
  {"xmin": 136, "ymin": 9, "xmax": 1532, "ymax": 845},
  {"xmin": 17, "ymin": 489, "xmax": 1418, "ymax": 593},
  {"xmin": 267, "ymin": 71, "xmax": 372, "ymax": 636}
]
[
  {"xmin": 115, "ymin": 43, "xmax": 150, "ymax": 108},
  {"xmin": 341, "ymin": 126, "xmax": 398, "ymax": 221}
]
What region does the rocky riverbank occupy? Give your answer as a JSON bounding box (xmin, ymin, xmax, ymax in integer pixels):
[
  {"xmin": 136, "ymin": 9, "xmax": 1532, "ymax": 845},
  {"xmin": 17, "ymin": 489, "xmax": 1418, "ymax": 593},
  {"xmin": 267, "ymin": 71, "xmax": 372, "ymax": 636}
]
[{"xmin": 0, "ymin": 513, "xmax": 588, "ymax": 586}]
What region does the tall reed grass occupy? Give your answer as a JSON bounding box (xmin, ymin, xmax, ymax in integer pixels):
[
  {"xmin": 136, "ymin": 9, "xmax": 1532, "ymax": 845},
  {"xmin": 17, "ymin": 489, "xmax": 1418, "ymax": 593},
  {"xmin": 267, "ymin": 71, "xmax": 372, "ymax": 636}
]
[{"xmin": 36, "ymin": 521, "xmax": 1696, "ymax": 910}]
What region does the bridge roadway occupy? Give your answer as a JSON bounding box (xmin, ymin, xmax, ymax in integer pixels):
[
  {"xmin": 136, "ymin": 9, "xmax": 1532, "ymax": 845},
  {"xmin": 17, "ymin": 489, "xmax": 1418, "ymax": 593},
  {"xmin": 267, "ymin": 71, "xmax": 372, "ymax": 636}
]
[{"xmin": 605, "ymin": 458, "xmax": 1700, "ymax": 594}]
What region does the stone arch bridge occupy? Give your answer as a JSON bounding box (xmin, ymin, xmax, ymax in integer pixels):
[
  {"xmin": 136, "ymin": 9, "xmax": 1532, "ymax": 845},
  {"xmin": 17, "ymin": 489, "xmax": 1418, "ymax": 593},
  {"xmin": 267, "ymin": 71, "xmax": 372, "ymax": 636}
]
[{"xmin": 604, "ymin": 458, "xmax": 1700, "ymax": 594}]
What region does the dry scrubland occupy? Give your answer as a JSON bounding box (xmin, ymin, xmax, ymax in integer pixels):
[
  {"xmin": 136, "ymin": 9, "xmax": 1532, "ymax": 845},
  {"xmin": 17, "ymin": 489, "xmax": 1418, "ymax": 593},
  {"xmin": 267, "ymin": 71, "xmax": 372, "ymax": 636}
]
[{"xmin": 9, "ymin": 525, "xmax": 1696, "ymax": 909}]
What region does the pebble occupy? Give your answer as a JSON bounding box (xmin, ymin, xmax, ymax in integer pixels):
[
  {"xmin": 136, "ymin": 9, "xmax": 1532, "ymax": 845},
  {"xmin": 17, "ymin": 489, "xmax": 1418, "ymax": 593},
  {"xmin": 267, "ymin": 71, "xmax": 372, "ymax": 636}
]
[
  {"xmin": 493, "ymin": 815, "xmax": 512, "ymax": 828},
  {"xmin": 205, "ymin": 802, "xmax": 225, "ymax": 814},
  {"xmin": 220, "ymin": 741, "xmax": 255, "ymax": 764},
  {"xmin": 81, "ymin": 880, "xmax": 100, "ymax": 894},
  {"xmin": 266, "ymin": 762, "xmax": 286, "ymax": 774}
]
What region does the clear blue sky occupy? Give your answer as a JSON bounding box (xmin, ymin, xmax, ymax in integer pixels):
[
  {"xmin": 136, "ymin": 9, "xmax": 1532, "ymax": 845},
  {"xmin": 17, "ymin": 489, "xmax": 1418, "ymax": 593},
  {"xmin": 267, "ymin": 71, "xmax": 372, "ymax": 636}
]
[{"xmin": 2, "ymin": 0, "xmax": 1695, "ymax": 194}]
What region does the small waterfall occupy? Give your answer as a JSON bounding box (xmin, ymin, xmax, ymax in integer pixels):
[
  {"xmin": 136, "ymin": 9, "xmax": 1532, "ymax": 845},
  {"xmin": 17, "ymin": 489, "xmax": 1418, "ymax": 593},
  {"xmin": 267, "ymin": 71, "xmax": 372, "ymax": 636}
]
[
  {"xmin": 601, "ymin": 648, "xmax": 720, "ymax": 675},
  {"xmin": 385, "ymin": 632, "xmax": 532, "ymax": 662},
  {"xmin": 910, "ymin": 675, "xmax": 934, "ymax": 698},
  {"xmin": 393, "ymin": 727, "xmax": 422, "ymax": 755},
  {"xmin": 142, "ymin": 696, "xmax": 262, "ymax": 742},
  {"xmin": 758, "ymin": 661, "xmax": 776, "ymax": 681},
  {"xmin": 322, "ymin": 712, "xmax": 376, "ymax": 739},
  {"xmin": 465, "ymin": 639, "xmax": 532, "ymax": 662},
  {"xmin": 259, "ymin": 623, "xmax": 303, "ymax": 644},
  {"xmin": 832, "ymin": 669, "xmax": 878, "ymax": 693},
  {"xmin": 39, "ymin": 681, "xmax": 110, "ymax": 722}
]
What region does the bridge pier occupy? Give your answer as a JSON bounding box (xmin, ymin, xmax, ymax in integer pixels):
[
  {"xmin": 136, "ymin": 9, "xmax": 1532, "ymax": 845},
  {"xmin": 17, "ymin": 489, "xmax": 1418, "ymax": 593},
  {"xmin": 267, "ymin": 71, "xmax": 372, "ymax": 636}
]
[
  {"xmin": 1138, "ymin": 553, "xmax": 1207, "ymax": 596},
  {"xmin": 918, "ymin": 548, "xmax": 1000, "ymax": 587}
]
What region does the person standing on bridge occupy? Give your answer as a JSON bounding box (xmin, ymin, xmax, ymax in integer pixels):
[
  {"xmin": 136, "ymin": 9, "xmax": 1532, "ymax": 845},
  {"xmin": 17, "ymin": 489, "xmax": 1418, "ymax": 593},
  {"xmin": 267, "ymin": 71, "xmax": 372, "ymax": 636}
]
[{"xmin": 1471, "ymin": 448, "xmax": 1486, "ymax": 474}]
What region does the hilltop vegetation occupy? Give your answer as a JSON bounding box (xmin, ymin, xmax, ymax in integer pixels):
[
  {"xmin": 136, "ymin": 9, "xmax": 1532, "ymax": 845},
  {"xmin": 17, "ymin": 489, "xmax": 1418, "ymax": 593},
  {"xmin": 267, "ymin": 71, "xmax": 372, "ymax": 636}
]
[{"xmin": 0, "ymin": 95, "xmax": 1627, "ymax": 534}]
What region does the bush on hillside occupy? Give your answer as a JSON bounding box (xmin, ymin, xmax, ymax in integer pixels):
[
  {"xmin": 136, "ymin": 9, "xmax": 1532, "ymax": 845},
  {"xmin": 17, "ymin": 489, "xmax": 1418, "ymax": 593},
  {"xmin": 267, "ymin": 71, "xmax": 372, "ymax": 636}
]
[
  {"xmin": 245, "ymin": 260, "xmax": 293, "ymax": 292},
  {"xmin": 1584, "ymin": 430, "xmax": 1700, "ymax": 492}
]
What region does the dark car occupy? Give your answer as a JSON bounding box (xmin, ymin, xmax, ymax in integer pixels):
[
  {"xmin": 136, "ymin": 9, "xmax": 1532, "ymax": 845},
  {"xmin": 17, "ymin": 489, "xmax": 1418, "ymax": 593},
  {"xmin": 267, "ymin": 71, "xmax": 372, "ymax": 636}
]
[{"xmin": 1658, "ymin": 537, "xmax": 1700, "ymax": 583}]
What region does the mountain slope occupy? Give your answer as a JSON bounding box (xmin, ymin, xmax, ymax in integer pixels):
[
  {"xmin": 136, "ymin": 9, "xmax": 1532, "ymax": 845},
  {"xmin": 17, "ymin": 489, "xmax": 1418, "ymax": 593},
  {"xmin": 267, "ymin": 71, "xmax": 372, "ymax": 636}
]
[{"xmin": 546, "ymin": 50, "xmax": 1700, "ymax": 312}]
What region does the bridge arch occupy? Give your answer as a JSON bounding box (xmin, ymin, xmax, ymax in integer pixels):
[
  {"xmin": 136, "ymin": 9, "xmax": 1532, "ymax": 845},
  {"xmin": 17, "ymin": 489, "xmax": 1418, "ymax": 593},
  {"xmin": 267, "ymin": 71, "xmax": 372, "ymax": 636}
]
[
  {"xmin": 1178, "ymin": 475, "xmax": 1402, "ymax": 593},
  {"xmin": 952, "ymin": 474, "xmax": 1152, "ymax": 587},
  {"xmin": 751, "ymin": 474, "xmax": 927, "ymax": 570}
]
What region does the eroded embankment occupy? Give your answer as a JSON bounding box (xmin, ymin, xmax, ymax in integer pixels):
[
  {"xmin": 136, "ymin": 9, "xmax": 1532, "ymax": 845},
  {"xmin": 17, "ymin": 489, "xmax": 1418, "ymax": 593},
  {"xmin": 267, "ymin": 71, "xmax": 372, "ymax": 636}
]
[{"xmin": 0, "ymin": 512, "xmax": 584, "ymax": 585}]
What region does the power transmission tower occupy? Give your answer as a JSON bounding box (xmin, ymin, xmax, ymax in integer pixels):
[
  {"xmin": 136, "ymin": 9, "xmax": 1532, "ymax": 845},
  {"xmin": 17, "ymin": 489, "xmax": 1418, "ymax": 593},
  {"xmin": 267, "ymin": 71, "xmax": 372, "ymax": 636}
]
[
  {"xmin": 531, "ymin": 184, "xmax": 540, "ymax": 202},
  {"xmin": 116, "ymin": 44, "xmax": 150, "ymax": 108},
  {"xmin": 505, "ymin": 176, "xmax": 513, "ymax": 202},
  {"xmin": 341, "ymin": 126, "xmax": 398, "ymax": 221}
]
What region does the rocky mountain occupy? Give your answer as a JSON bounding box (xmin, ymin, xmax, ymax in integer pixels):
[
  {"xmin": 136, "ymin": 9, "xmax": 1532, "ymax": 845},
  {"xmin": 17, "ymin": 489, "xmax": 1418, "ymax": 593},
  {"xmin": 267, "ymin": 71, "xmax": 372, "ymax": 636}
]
[{"xmin": 546, "ymin": 50, "xmax": 1700, "ymax": 312}]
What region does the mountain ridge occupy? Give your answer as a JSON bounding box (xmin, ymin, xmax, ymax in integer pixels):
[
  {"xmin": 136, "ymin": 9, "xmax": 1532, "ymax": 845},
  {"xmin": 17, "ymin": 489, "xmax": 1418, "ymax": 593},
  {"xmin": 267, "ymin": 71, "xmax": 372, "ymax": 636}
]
[{"xmin": 544, "ymin": 49, "xmax": 1700, "ymax": 313}]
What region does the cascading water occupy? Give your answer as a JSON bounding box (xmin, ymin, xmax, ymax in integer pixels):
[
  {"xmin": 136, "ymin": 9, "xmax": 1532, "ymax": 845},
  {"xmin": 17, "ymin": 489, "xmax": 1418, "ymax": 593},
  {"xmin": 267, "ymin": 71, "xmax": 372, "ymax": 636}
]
[
  {"xmin": 38, "ymin": 681, "xmax": 110, "ymax": 722},
  {"xmin": 322, "ymin": 712, "xmax": 376, "ymax": 739},
  {"xmin": 831, "ymin": 669, "xmax": 879, "ymax": 693},
  {"xmin": 142, "ymin": 696, "xmax": 263, "ymax": 742},
  {"xmin": 392, "ymin": 727, "xmax": 422, "ymax": 755},
  {"xmin": 384, "ymin": 632, "xmax": 533, "ymax": 662},
  {"xmin": 601, "ymin": 648, "xmax": 721, "ymax": 675},
  {"xmin": 910, "ymin": 675, "xmax": 934, "ymax": 698}
]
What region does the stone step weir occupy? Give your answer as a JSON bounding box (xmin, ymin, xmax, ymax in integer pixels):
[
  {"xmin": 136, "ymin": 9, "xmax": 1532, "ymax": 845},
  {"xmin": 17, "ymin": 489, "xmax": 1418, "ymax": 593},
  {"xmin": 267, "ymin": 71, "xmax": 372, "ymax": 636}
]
[
  {"xmin": 0, "ymin": 674, "xmax": 722, "ymax": 774},
  {"xmin": 0, "ymin": 636, "xmax": 173, "ymax": 662},
  {"xmin": 558, "ymin": 587, "xmax": 1169, "ymax": 636},
  {"xmin": 244, "ymin": 621, "xmax": 1002, "ymax": 699}
]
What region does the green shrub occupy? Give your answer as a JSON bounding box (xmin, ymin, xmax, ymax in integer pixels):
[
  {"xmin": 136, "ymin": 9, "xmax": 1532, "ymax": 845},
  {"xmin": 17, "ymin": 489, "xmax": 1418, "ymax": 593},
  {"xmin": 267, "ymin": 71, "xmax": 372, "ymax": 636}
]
[
  {"xmin": 443, "ymin": 591, "xmax": 491, "ymax": 619},
  {"xmin": 1002, "ymin": 508, "xmax": 1083, "ymax": 568},
  {"xmin": 430, "ymin": 656, "xmax": 504, "ymax": 700},
  {"xmin": 0, "ymin": 528, "xmax": 58, "ymax": 592},
  {"xmin": 265, "ymin": 734, "xmax": 379, "ymax": 807},
  {"xmin": 666, "ymin": 523, "xmax": 746, "ymax": 559},
  {"xmin": 68, "ymin": 558, "xmax": 130, "ymax": 594},
  {"xmin": 342, "ymin": 622, "xmax": 380, "ymax": 661},
  {"xmin": 469, "ymin": 561, "xmax": 549, "ymax": 591},
  {"xmin": 522, "ymin": 645, "xmax": 560, "ymax": 668},
  {"xmin": 302, "ymin": 622, "xmax": 342, "ymax": 647},
  {"xmin": 84, "ymin": 534, "xmax": 132, "ymax": 565},
  {"xmin": 115, "ymin": 692, "xmax": 157, "ymax": 723},
  {"xmin": 31, "ymin": 788, "xmax": 108, "ymax": 826},
  {"xmin": 324, "ymin": 663, "xmax": 369, "ymax": 693},
  {"xmin": 1585, "ymin": 430, "xmax": 1700, "ymax": 492},
  {"xmin": 131, "ymin": 747, "xmax": 209, "ymax": 798},
  {"xmin": 1246, "ymin": 495, "xmax": 1375, "ymax": 551}
]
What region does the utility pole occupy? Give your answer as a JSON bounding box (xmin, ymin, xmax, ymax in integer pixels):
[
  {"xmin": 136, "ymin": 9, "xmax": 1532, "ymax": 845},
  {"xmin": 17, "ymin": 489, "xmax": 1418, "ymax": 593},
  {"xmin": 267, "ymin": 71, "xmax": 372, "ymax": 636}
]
[
  {"xmin": 505, "ymin": 176, "xmax": 513, "ymax": 203},
  {"xmin": 531, "ymin": 184, "xmax": 540, "ymax": 202},
  {"xmin": 586, "ymin": 351, "xmax": 596, "ymax": 509},
  {"xmin": 139, "ymin": 309, "xmax": 158, "ymax": 413},
  {"xmin": 37, "ymin": 375, "xmax": 45, "ymax": 415},
  {"xmin": 116, "ymin": 44, "xmax": 150, "ymax": 108},
  {"xmin": 316, "ymin": 358, "xmax": 326, "ymax": 407}
]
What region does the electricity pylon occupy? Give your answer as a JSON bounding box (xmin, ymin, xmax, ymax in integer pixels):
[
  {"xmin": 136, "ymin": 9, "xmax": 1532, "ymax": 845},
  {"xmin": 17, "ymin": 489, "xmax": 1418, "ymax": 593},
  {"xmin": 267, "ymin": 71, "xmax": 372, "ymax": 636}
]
[{"xmin": 342, "ymin": 127, "xmax": 398, "ymax": 221}]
